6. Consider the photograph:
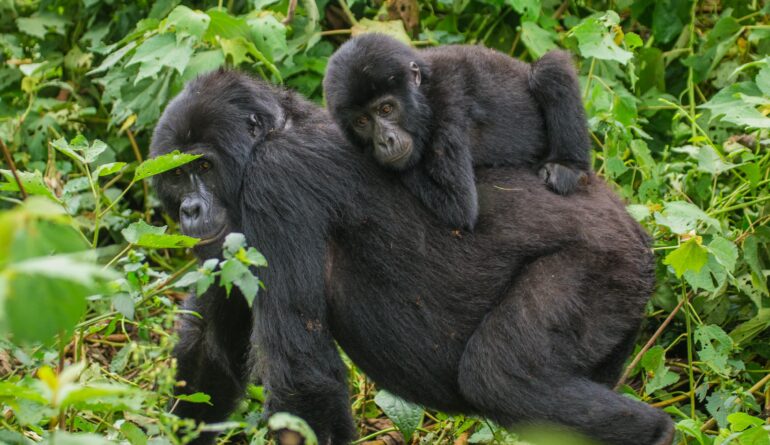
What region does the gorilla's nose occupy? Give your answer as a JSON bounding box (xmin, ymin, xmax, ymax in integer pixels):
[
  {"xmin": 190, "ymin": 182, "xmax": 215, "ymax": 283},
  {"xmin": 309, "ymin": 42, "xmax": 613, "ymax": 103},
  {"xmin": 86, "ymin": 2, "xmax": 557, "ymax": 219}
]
[{"xmin": 180, "ymin": 199, "xmax": 202, "ymax": 226}]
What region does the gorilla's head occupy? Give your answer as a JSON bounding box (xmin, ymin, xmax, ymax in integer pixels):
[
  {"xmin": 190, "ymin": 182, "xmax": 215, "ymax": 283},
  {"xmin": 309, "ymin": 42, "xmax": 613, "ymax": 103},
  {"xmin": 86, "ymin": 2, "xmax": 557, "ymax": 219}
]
[
  {"xmin": 324, "ymin": 33, "xmax": 433, "ymax": 170},
  {"xmin": 149, "ymin": 70, "xmax": 288, "ymax": 257}
]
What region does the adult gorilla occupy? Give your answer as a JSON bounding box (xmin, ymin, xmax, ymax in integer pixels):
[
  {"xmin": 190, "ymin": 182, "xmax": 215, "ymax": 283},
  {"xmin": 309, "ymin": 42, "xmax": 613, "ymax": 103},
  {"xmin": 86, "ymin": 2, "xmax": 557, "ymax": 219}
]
[{"xmin": 150, "ymin": 70, "xmax": 673, "ymax": 445}]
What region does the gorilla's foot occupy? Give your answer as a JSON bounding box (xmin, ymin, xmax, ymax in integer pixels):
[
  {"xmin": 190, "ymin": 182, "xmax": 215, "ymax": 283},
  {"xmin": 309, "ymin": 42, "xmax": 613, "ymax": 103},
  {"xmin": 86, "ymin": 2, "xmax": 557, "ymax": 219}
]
[{"xmin": 538, "ymin": 162, "xmax": 589, "ymax": 195}]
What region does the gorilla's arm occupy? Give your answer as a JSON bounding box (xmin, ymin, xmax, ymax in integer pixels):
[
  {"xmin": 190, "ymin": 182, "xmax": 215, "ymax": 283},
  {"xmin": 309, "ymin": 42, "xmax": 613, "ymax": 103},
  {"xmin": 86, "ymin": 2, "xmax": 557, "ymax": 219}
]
[
  {"xmin": 171, "ymin": 285, "xmax": 252, "ymax": 444},
  {"xmin": 402, "ymin": 121, "xmax": 479, "ymax": 230}
]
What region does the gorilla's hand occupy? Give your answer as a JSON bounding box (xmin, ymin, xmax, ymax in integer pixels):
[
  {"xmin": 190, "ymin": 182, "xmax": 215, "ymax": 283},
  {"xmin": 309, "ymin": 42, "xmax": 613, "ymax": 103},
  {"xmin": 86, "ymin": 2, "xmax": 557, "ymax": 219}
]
[{"xmin": 539, "ymin": 162, "xmax": 590, "ymax": 195}]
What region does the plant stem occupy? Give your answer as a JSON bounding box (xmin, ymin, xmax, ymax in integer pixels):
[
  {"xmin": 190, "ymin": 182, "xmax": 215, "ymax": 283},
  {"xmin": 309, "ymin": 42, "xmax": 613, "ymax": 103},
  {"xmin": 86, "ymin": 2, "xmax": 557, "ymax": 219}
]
[
  {"xmin": 337, "ymin": 0, "xmax": 358, "ymax": 26},
  {"xmin": 0, "ymin": 138, "xmax": 27, "ymax": 199}
]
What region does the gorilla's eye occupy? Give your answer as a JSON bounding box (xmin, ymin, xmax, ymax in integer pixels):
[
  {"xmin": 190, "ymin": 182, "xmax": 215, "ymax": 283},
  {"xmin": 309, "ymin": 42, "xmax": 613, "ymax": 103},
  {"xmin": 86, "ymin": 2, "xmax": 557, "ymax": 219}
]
[
  {"xmin": 173, "ymin": 168, "xmax": 183, "ymax": 176},
  {"xmin": 355, "ymin": 115, "xmax": 369, "ymax": 127},
  {"xmin": 200, "ymin": 160, "xmax": 211, "ymax": 172},
  {"xmin": 379, "ymin": 103, "xmax": 393, "ymax": 115}
]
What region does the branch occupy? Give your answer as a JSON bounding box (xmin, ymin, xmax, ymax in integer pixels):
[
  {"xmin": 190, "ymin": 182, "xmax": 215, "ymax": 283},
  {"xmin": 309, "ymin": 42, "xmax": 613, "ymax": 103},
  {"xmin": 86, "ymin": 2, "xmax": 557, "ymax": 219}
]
[{"xmin": 0, "ymin": 138, "xmax": 28, "ymax": 199}]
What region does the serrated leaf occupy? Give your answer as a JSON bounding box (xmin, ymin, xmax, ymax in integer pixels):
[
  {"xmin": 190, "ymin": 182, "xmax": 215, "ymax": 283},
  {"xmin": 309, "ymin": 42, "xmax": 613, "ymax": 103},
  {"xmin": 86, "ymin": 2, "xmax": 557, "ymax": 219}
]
[
  {"xmin": 520, "ymin": 21, "xmax": 557, "ymax": 59},
  {"xmin": 16, "ymin": 13, "xmax": 70, "ymax": 39},
  {"xmin": 351, "ymin": 19, "xmax": 411, "ymax": 45},
  {"xmin": 374, "ymin": 389, "xmax": 423, "ymax": 442},
  {"xmin": 641, "ymin": 346, "xmax": 679, "ymax": 394},
  {"xmin": 51, "ymin": 137, "xmax": 85, "ymax": 163},
  {"xmin": 664, "ymin": 238, "xmax": 709, "ymax": 278},
  {"xmin": 94, "ymin": 162, "xmax": 127, "ymax": 177},
  {"xmin": 570, "ymin": 16, "xmax": 632, "ymax": 65},
  {"xmin": 654, "ymin": 201, "xmax": 720, "ymax": 235},
  {"xmin": 122, "ymin": 221, "xmax": 166, "ymax": 244},
  {"xmin": 167, "ymin": 5, "xmax": 210, "ymax": 39},
  {"xmin": 134, "ymin": 151, "xmax": 201, "ymax": 181},
  {"xmin": 700, "ymin": 82, "xmax": 770, "ymax": 129},
  {"xmin": 707, "ymin": 236, "xmax": 738, "ymax": 273},
  {"xmin": 127, "ymin": 33, "xmax": 193, "ymax": 81},
  {"xmin": 223, "ymin": 233, "xmax": 247, "ymax": 255},
  {"xmin": 0, "ymin": 169, "xmax": 58, "ymax": 200},
  {"xmin": 695, "ymin": 324, "xmax": 734, "ymax": 376}
]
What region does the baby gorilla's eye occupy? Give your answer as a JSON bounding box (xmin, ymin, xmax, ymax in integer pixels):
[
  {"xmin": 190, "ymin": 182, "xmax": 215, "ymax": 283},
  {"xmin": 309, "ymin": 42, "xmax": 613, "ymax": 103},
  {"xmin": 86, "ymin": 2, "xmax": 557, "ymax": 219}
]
[
  {"xmin": 200, "ymin": 160, "xmax": 211, "ymax": 172},
  {"xmin": 379, "ymin": 103, "xmax": 393, "ymax": 115},
  {"xmin": 355, "ymin": 115, "xmax": 369, "ymax": 127}
]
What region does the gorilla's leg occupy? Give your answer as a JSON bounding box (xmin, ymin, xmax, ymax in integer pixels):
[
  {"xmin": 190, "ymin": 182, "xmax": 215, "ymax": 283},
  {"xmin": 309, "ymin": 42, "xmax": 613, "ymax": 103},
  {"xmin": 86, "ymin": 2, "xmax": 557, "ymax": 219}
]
[
  {"xmin": 457, "ymin": 253, "xmax": 674, "ymax": 445},
  {"xmin": 171, "ymin": 286, "xmax": 253, "ymax": 445},
  {"xmin": 529, "ymin": 50, "xmax": 591, "ymax": 195}
]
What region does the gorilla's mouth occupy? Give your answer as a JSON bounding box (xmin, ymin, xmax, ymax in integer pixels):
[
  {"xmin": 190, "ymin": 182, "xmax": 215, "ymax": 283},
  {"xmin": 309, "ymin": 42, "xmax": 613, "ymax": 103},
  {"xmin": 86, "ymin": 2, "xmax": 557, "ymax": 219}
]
[
  {"xmin": 194, "ymin": 225, "xmax": 230, "ymax": 247},
  {"xmin": 384, "ymin": 145, "xmax": 412, "ymax": 164}
]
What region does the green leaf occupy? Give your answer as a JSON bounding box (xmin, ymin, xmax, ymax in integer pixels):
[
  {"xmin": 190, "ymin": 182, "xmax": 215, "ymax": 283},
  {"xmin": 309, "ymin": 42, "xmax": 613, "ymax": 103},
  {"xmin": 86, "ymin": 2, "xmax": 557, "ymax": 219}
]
[
  {"xmin": 93, "ymin": 162, "xmax": 127, "ymax": 177},
  {"xmin": 120, "ymin": 421, "xmax": 148, "ymax": 445},
  {"xmin": 654, "ymin": 201, "xmax": 720, "ymax": 235},
  {"xmin": 121, "ymin": 221, "xmax": 198, "ymax": 248},
  {"xmin": 700, "ymin": 82, "xmax": 770, "ymax": 129},
  {"xmin": 728, "ymin": 412, "xmax": 765, "ymax": 431},
  {"xmin": 134, "ymin": 150, "xmax": 201, "ymax": 181},
  {"xmin": 520, "ymin": 21, "xmax": 558, "ymax": 59},
  {"xmin": 51, "ymin": 137, "xmax": 85, "ymax": 163},
  {"xmin": 127, "ymin": 33, "xmax": 194, "ymax": 81},
  {"xmin": 0, "ymin": 169, "xmax": 58, "ymax": 200},
  {"xmin": 707, "ymin": 236, "xmax": 738, "ymax": 273},
  {"xmin": 695, "ymin": 324, "xmax": 734, "ymax": 376},
  {"xmin": 570, "ymin": 15, "xmax": 632, "ymax": 65},
  {"xmin": 374, "ymin": 389, "xmax": 424, "ymax": 442},
  {"xmin": 204, "ymin": 9, "xmax": 252, "ymax": 42},
  {"xmin": 167, "ymin": 5, "xmax": 210, "ymax": 39},
  {"xmin": 351, "ymin": 19, "xmax": 412, "ymax": 45},
  {"xmin": 505, "ymin": 0, "xmax": 540, "ymax": 21},
  {"xmin": 175, "ymin": 392, "xmax": 211, "ymax": 404},
  {"xmin": 641, "ymin": 346, "xmax": 679, "ymax": 394},
  {"xmin": 248, "ymin": 15, "xmax": 288, "ymax": 63},
  {"xmin": 16, "ymin": 13, "xmax": 71, "ymax": 39},
  {"xmin": 268, "ymin": 412, "xmax": 319, "ymax": 445},
  {"xmin": 664, "ymin": 238, "xmax": 709, "ymax": 278}
]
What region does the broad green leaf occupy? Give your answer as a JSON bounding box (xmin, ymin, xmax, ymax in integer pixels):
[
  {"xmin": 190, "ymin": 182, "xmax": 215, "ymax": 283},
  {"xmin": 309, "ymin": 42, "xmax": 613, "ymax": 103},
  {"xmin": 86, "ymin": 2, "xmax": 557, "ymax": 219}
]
[
  {"xmin": 88, "ymin": 41, "xmax": 137, "ymax": 75},
  {"xmin": 268, "ymin": 412, "xmax": 318, "ymax": 445},
  {"xmin": 654, "ymin": 201, "xmax": 720, "ymax": 235},
  {"xmin": 374, "ymin": 389, "xmax": 424, "ymax": 442},
  {"xmin": 664, "ymin": 238, "xmax": 709, "ymax": 278},
  {"xmin": 181, "ymin": 50, "xmax": 225, "ymax": 82},
  {"xmin": 51, "ymin": 137, "xmax": 85, "ymax": 163},
  {"xmin": 94, "ymin": 162, "xmax": 127, "ymax": 177},
  {"xmin": 167, "ymin": 5, "xmax": 210, "ymax": 39},
  {"xmin": 204, "ymin": 9, "xmax": 252, "ymax": 42},
  {"xmin": 16, "ymin": 13, "xmax": 70, "ymax": 39},
  {"xmin": 570, "ymin": 15, "xmax": 632, "ymax": 65},
  {"xmin": 730, "ymin": 309, "xmax": 770, "ymax": 345},
  {"xmin": 248, "ymin": 15, "xmax": 288, "ymax": 63},
  {"xmin": 695, "ymin": 324, "xmax": 734, "ymax": 376},
  {"xmin": 520, "ymin": 21, "xmax": 557, "ymax": 59},
  {"xmin": 120, "ymin": 421, "xmax": 148, "ymax": 445},
  {"xmin": 0, "ymin": 169, "xmax": 58, "ymax": 200},
  {"xmin": 505, "ymin": 0, "xmax": 540, "ymax": 21},
  {"xmin": 351, "ymin": 19, "xmax": 411, "ymax": 45},
  {"xmin": 707, "ymin": 236, "xmax": 738, "ymax": 273},
  {"xmin": 756, "ymin": 64, "xmax": 770, "ymax": 96},
  {"xmin": 127, "ymin": 33, "xmax": 194, "ymax": 81},
  {"xmin": 700, "ymin": 82, "xmax": 770, "ymax": 129},
  {"xmin": 121, "ymin": 221, "xmax": 198, "ymax": 248},
  {"xmin": 728, "ymin": 412, "xmax": 765, "ymax": 432},
  {"xmin": 134, "ymin": 151, "xmax": 201, "ymax": 181},
  {"xmin": 641, "ymin": 346, "xmax": 679, "ymax": 394}
]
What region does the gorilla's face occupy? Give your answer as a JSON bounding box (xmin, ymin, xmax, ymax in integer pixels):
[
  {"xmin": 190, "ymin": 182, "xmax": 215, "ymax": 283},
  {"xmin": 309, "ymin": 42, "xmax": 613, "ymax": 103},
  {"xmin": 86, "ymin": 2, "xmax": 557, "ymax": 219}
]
[
  {"xmin": 345, "ymin": 62, "xmax": 423, "ymax": 171},
  {"xmin": 158, "ymin": 155, "xmax": 231, "ymax": 247}
]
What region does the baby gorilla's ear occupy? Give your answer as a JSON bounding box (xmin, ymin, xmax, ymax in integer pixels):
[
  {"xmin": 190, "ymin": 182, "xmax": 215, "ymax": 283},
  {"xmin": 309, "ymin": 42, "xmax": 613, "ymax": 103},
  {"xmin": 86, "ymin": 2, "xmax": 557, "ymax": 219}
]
[{"xmin": 409, "ymin": 61, "xmax": 421, "ymax": 86}]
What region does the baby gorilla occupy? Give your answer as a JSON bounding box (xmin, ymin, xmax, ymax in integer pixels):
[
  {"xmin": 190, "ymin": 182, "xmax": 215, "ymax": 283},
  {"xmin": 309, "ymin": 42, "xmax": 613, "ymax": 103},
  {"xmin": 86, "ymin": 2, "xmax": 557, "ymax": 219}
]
[{"xmin": 324, "ymin": 34, "xmax": 591, "ymax": 230}]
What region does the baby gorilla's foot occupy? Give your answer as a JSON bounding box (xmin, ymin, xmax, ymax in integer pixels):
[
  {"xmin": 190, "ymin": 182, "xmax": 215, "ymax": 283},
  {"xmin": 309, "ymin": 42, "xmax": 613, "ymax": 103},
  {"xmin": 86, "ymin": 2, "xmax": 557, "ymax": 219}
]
[{"xmin": 538, "ymin": 162, "xmax": 589, "ymax": 195}]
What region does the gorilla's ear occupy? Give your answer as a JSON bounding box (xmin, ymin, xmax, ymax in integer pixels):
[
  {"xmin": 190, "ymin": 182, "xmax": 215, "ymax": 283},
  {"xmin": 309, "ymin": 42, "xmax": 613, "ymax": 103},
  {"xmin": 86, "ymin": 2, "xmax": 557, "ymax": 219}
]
[
  {"xmin": 248, "ymin": 113, "xmax": 262, "ymax": 138},
  {"xmin": 409, "ymin": 61, "xmax": 421, "ymax": 87}
]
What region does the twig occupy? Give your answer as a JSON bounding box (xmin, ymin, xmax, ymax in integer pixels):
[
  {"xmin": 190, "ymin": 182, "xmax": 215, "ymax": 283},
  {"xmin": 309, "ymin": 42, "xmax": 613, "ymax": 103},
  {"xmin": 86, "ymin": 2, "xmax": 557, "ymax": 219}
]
[
  {"xmin": 552, "ymin": 0, "xmax": 569, "ymax": 19},
  {"xmin": 283, "ymin": 0, "xmax": 298, "ymax": 24},
  {"xmin": 337, "ymin": 0, "xmax": 358, "ymax": 26},
  {"xmin": 126, "ymin": 128, "xmax": 151, "ymax": 222},
  {"xmin": 615, "ymin": 295, "xmax": 689, "ymax": 389},
  {"xmin": 0, "ymin": 138, "xmax": 28, "ymax": 199}
]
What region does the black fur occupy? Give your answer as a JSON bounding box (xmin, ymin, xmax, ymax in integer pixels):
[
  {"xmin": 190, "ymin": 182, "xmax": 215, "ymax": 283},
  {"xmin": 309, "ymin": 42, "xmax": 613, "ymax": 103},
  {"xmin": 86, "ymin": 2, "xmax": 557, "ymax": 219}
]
[
  {"xmin": 150, "ymin": 70, "xmax": 673, "ymax": 445},
  {"xmin": 323, "ymin": 34, "xmax": 592, "ymax": 230}
]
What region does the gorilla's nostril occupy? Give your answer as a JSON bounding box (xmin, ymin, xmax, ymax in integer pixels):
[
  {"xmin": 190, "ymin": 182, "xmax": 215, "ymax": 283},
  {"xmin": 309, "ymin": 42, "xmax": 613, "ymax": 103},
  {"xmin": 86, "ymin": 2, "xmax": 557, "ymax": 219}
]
[{"xmin": 181, "ymin": 201, "xmax": 201, "ymax": 220}]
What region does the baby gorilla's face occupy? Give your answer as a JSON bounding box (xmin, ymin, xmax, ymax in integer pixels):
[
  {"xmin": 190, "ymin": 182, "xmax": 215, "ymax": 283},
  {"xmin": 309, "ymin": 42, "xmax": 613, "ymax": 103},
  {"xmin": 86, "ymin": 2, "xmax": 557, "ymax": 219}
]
[{"xmin": 350, "ymin": 95, "xmax": 416, "ymax": 170}]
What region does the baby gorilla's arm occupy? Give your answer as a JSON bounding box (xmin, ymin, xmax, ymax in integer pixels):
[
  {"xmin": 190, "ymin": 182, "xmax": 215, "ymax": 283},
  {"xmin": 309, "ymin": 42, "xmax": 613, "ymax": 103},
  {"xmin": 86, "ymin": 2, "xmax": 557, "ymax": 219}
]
[{"xmin": 401, "ymin": 125, "xmax": 478, "ymax": 231}]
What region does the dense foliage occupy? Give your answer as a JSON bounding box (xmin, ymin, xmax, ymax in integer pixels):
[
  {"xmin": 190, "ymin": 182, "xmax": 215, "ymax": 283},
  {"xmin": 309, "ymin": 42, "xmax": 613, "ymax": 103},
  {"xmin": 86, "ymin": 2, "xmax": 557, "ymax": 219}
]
[{"xmin": 0, "ymin": 0, "xmax": 769, "ymax": 443}]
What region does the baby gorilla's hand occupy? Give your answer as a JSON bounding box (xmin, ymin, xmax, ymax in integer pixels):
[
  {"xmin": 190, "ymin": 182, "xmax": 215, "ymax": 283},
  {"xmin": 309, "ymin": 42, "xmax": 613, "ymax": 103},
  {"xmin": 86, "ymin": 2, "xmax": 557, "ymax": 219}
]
[{"xmin": 539, "ymin": 162, "xmax": 589, "ymax": 195}]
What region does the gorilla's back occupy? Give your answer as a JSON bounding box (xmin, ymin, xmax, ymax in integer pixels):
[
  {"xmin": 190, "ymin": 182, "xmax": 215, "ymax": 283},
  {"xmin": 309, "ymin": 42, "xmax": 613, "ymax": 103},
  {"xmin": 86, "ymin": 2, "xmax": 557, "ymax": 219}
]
[{"xmin": 324, "ymin": 163, "xmax": 654, "ymax": 410}]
